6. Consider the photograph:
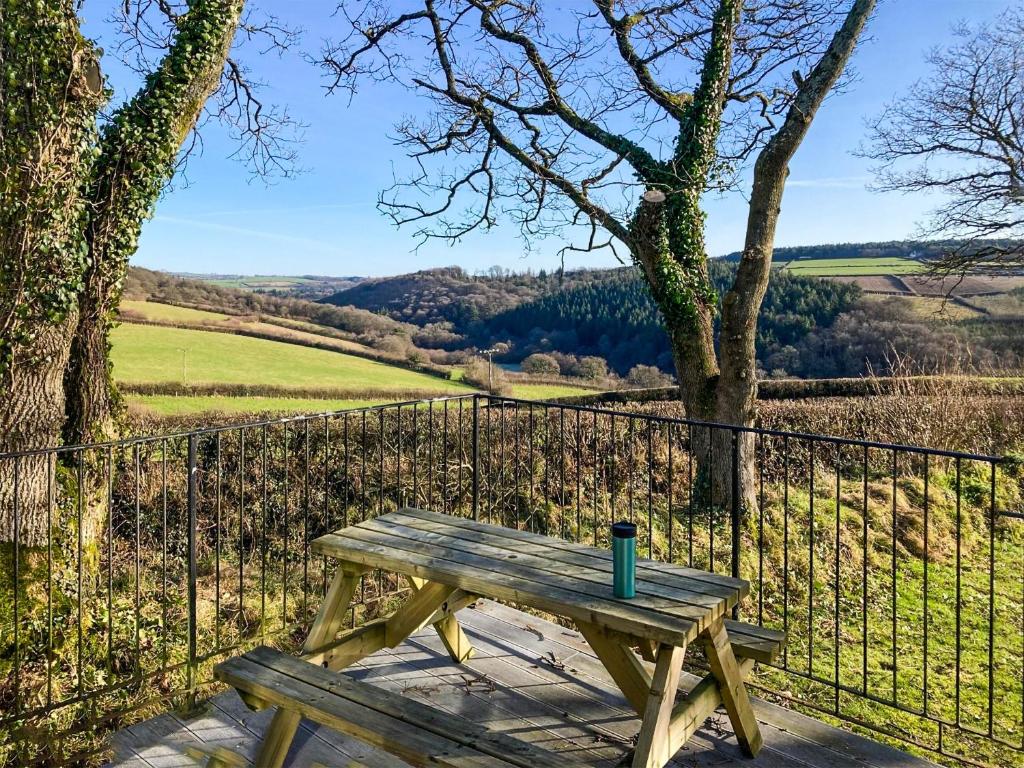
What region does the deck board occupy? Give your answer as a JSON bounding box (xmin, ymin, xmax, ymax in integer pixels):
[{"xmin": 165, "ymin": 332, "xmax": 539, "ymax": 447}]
[{"xmin": 107, "ymin": 601, "xmax": 937, "ymax": 768}]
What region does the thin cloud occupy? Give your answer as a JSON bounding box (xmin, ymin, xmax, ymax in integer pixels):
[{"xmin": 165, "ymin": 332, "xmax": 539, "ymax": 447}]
[
  {"xmin": 787, "ymin": 175, "xmax": 870, "ymax": 189},
  {"xmin": 152, "ymin": 215, "xmax": 350, "ymax": 255},
  {"xmin": 181, "ymin": 201, "xmax": 375, "ymax": 218}
]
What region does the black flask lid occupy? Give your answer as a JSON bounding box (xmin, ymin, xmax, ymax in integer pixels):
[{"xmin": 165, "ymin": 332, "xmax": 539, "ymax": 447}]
[{"xmin": 612, "ymin": 521, "xmax": 637, "ymax": 539}]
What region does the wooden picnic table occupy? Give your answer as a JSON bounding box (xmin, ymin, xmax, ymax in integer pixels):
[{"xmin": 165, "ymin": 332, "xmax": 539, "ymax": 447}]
[{"xmin": 214, "ymin": 508, "xmax": 781, "ymax": 768}]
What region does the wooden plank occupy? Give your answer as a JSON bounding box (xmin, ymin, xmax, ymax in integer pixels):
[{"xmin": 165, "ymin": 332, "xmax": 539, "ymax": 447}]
[
  {"xmin": 244, "ymin": 647, "xmax": 573, "ymax": 768},
  {"xmin": 574, "ymin": 620, "xmax": 651, "ymax": 715},
  {"xmin": 216, "ymin": 656, "xmax": 505, "ymax": 767},
  {"xmin": 723, "ymin": 620, "xmax": 785, "ymax": 664},
  {"xmin": 254, "ymin": 565, "xmax": 365, "ymax": 768},
  {"xmin": 391, "ymin": 624, "xmax": 629, "ymax": 764},
  {"xmin": 312, "ymin": 527, "xmax": 699, "ymax": 646},
  {"xmin": 632, "ymin": 643, "xmax": 686, "ymax": 768},
  {"xmin": 407, "ymin": 575, "xmax": 476, "ymax": 663},
  {"xmin": 701, "ymin": 617, "xmax": 762, "ymax": 758},
  {"xmin": 357, "ymin": 519, "xmax": 743, "ymax": 650},
  {"xmin": 666, "ymin": 658, "xmax": 755, "ymax": 754},
  {"xmin": 372, "ymin": 514, "xmax": 735, "ymax": 617},
  {"xmin": 184, "ymin": 745, "xmax": 248, "ymax": 767},
  {"xmin": 389, "ymin": 509, "xmax": 742, "ymax": 603},
  {"xmin": 384, "ymin": 580, "xmax": 460, "ymax": 647},
  {"xmin": 216, "ymin": 653, "xmax": 571, "ymax": 768},
  {"xmin": 305, "ymin": 618, "xmax": 388, "ymax": 670},
  {"xmin": 397, "ymin": 508, "xmax": 747, "ymax": 596},
  {"xmin": 207, "ymin": 690, "xmax": 397, "ymax": 768}
]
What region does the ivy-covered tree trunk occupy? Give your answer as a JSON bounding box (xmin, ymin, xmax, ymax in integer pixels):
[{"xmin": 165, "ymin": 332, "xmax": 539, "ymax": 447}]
[
  {"xmin": 631, "ymin": 197, "xmax": 758, "ymax": 514},
  {"xmin": 626, "ymin": 0, "xmax": 753, "ymax": 513},
  {"xmin": 0, "ymin": 2, "xmax": 105, "ymax": 546},
  {"xmin": 627, "ymin": 0, "xmax": 875, "ymax": 519},
  {"xmin": 64, "ymin": 0, "xmax": 245, "ymax": 448}
]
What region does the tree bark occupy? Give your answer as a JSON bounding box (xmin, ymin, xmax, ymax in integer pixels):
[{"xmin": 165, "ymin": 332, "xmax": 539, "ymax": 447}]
[
  {"xmin": 0, "ymin": 2, "xmax": 105, "ymax": 546},
  {"xmin": 64, "ymin": 0, "xmax": 245, "ymax": 447},
  {"xmin": 0, "ymin": 316, "xmax": 78, "ymax": 546},
  {"xmin": 714, "ymin": 0, "xmax": 876, "ymax": 513}
]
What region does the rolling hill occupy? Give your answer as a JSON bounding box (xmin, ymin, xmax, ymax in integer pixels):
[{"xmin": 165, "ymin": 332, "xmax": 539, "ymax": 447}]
[{"xmin": 320, "ymin": 265, "xmax": 614, "ymax": 328}]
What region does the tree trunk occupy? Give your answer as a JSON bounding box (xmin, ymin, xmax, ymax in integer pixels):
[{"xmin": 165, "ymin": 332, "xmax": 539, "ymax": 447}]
[
  {"xmin": 0, "ymin": 1, "xmax": 105, "ymax": 546},
  {"xmin": 0, "ymin": 315, "xmax": 78, "ymax": 547},
  {"xmin": 628, "ymin": 199, "xmax": 753, "ymax": 514},
  {"xmin": 64, "ymin": 284, "xmax": 118, "ymax": 447},
  {"xmin": 64, "ymin": 0, "xmax": 245, "ymax": 448}
]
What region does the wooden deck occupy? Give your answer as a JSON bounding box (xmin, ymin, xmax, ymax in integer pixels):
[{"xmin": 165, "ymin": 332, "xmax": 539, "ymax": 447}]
[{"xmin": 108, "ymin": 601, "xmax": 936, "ymax": 768}]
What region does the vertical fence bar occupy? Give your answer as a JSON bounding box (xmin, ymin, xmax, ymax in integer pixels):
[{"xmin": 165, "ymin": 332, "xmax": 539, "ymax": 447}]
[
  {"xmin": 12, "ymin": 457, "xmax": 20, "ymax": 714},
  {"xmin": 186, "ymin": 434, "xmax": 199, "ymax": 713},
  {"xmin": 472, "ymin": 395, "xmax": 480, "ymax": 520},
  {"xmin": 731, "ymin": 429, "xmax": 741, "ymax": 620}
]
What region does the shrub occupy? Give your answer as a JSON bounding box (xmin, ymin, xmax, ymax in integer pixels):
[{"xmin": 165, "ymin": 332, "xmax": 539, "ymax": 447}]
[
  {"xmin": 521, "ymin": 353, "xmax": 560, "ymax": 376},
  {"xmin": 626, "ymin": 364, "xmax": 674, "ymax": 388},
  {"xmin": 574, "ymin": 355, "xmax": 608, "ymax": 380},
  {"xmin": 462, "ymin": 357, "xmax": 509, "ymax": 395}
]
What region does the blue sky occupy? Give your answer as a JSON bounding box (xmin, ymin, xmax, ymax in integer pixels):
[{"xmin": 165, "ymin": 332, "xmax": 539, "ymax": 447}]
[{"xmin": 86, "ymin": 1, "xmax": 1010, "ymax": 277}]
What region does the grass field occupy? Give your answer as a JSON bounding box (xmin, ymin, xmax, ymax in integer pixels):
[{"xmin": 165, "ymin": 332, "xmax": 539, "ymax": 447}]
[
  {"xmin": 111, "ymin": 324, "xmax": 473, "ymax": 394},
  {"xmin": 114, "ymin": 304, "xmax": 602, "ymax": 417},
  {"xmin": 127, "ymin": 394, "xmax": 385, "ymax": 416},
  {"xmin": 120, "ymin": 300, "xmax": 229, "ymax": 323},
  {"xmin": 120, "ymin": 300, "xmax": 378, "ymax": 355},
  {"xmin": 781, "ymin": 257, "xmax": 924, "ymax": 275},
  {"xmin": 202, "ymin": 275, "xmax": 322, "ymax": 290},
  {"xmin": 127, "ymin": 385, "xmax": 596, "ymax": 417},
  {"xmin": 508, "ymin": 383, "xmax": 598, "ymax": 400}
]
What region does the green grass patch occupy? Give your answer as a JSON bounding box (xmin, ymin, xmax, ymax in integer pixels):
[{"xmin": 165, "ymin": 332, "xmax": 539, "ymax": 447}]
[
  {"xmin": 120, "ymin": 300, "xmax": 229, "ymax": 324},
  {"xmin": 782, "ymin": 258, "xmax": 924, "ymax": 276},
  {"xmin": 127, "ymin": 394, "xmax": 387, "ymax": 416},
  {"xmin": 508, "ymin": 383, "xmax": 599, "ymax": 400},
  {"xmin": 110, "ymin": 324, "xmax": 474, "ymax": 395}
]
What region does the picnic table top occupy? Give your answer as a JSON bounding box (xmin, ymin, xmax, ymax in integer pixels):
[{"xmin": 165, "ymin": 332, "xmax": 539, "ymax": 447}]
[{"xmin": 310, "ymin": 507, "xmax": 748, "ymax": 647}]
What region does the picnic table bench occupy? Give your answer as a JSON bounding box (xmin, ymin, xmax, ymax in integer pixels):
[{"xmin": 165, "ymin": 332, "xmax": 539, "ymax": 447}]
[{"xmin": 212, "ymin": 508, "xmax": 784, "ymax": 768}]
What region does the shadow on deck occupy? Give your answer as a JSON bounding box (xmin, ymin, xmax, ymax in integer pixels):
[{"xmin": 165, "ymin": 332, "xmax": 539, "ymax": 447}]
[{"xmin": 108, "ymin": 601, "xmax": 936, "ymax": 768}]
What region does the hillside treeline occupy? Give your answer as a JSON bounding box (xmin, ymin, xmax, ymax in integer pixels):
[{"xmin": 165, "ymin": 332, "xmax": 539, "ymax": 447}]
[
  {"xmin": 484, "ymin": 264, "xmax": 861, "ymax": 375},
  {"xmin": 321, "ymin": 265, "xmax": 612, "ymax": 328},
  {"xmin": 722, "ymin": 238, "xmax": 1024, "ymax": 264}
]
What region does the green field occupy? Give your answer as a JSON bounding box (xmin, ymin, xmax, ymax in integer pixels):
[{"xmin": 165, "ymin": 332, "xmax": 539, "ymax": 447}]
[
  {"xmin": 128, "ymin": 394, "xmax": 385, "ymax": 416},
  {"xmin": 204, "ymin": 275, "xmax": 321, "ymax": 290},
  {"xmin": 508, "ymin": 383, "xmax": 598, "ymax": 400},
  {"xmin": 120, "ymin": 299, "xmax": 229, "ymax": 323},
  {"xmin": 781, "ymin": 257, "xmax": 924, "ymax": 275},
  {"xmin": 111, "ymin": 324, "xmax": 473, "ymax": 394}
]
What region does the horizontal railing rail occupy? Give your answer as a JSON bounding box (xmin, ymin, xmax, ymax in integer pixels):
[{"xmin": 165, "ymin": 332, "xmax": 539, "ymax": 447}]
[{"xmin": 0, "ymin": 393, "xmax": 1019, "ymax": 768}]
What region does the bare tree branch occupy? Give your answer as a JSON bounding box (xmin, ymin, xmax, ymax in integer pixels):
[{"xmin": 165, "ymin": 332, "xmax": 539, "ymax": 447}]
[
  {"xmin": 108, "ymin": 0, "xmax": 303, "ymax": 180},
  {"xmin": 863, "ymin": 8, "xmax": 1024, "ymax": 274}
]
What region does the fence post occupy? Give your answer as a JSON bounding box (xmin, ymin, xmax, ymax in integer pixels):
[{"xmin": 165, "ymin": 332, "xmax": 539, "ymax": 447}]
[
  {"xmin": 731, "ymin": 428, "xmax": 741, "ymax": 620},
  {"xmin": 471, "ymin": 395, "xmax": 480, "ymax": 520},
  {"xmin": 185, "ymin": 434, "xmax": 200, "ymax": 713}
]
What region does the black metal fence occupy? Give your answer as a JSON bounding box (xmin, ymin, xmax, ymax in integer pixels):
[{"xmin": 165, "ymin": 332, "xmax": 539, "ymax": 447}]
[{"xmin": 0, "ymin": 394, "xmax": 1021, "ymax": 767}]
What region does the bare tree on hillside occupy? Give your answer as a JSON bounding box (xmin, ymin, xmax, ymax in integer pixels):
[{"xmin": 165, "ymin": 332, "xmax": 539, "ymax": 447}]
[
  {"xmin": 320, "ymin": 0, "xmax": 876, "ymax": 512},
  {"xmin": 864, "ymin": 7, "xmax": 1024, "ymax": 276}
]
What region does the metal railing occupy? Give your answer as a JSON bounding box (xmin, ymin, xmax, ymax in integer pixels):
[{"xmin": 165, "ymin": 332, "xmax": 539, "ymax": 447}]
[{"xmin": 0, "ymin": 393, "xmax": 1020, "ymax": 767}]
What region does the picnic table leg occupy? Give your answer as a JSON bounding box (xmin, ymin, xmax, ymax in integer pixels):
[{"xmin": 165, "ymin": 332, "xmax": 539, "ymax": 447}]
[
  {"xmin": 255, "ymin": 564, "xmax": 365, "ymax": 768},
  {"xmin": 631, "ymin": 643, "xmax": 686, "ymax": 768},
  {"xmin": 701, "ymin": 616, "xmax": 763, "ymax": 757},
  {"xmin": 406, "ymin": 576, "xmax": 476, "ymax": 663},
  {"xmin": 575, "ymin": 620, "xmax": 651, "ymax": 715}
]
